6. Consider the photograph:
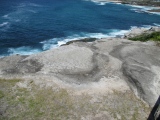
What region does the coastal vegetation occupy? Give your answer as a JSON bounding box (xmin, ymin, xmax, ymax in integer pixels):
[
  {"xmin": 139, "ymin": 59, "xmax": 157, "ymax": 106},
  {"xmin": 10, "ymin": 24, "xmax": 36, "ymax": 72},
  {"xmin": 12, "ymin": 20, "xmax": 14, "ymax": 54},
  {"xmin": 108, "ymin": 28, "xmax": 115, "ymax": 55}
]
[
  {"xmin": 0, "ymin": 78, "xmax": 150, "ymax": 120},
  {"xmin": 128, "ymin": 32, "xmax": 160, "ymax": 46}
]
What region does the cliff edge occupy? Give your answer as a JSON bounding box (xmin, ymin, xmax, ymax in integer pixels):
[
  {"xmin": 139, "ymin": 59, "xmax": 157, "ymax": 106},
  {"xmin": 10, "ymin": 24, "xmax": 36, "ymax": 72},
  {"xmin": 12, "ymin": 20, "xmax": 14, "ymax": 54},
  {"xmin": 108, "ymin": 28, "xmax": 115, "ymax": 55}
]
[{"xmin": 0, "ymin": 27, "xmax": 160, "ymax": 107}]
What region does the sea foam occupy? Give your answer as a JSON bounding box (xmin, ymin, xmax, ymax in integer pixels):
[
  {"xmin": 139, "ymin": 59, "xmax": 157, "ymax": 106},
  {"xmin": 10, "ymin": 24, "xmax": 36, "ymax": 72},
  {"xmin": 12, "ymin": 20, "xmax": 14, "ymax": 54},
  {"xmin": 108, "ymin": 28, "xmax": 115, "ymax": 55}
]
[
  {"xmin": 85, "ymin": 0, "xmax": 160, "ymax": 15},
  {"xmin": 8, "ymin": 46, "xmax": 41, "ymax": 55},
  {"xmin": 84, "ymin": 0, "xmax": 109, "ymax": 5},
  {"xmin": 4, "ymin": 25, "xmax": 158, "ymax": 56},
  {"xmin": 0, "ymin": 0, "xmax": 160, "ymax": 57},
  {"xmin": 40, "ymin": 29, "xmax": 129, "ymax": 50},
  {"xmin": 0, "ymin": 22, "xmax": 9, "ymax": 27},
  {"xmin": 153, "ymin": 23, "xmax": 160, "ymax": 27},
  {"xmin": 127, "ymin": 4, "xmax": 160, "ymax": 15}
]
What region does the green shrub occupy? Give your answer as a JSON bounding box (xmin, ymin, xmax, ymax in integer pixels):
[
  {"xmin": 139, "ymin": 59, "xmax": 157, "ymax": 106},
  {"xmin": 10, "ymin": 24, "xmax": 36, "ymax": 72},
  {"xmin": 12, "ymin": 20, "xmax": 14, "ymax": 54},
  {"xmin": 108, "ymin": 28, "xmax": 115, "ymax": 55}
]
[{"xmin": 129, "ymin": 32, "xmax": 160, "ymax": 42}]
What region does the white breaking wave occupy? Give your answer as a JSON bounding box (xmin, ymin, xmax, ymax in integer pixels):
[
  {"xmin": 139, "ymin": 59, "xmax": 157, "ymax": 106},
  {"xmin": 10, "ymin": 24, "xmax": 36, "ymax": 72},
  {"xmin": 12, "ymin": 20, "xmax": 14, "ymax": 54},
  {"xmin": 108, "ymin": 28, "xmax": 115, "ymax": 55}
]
[
  {"xmin": 153, "ymin": 23, "xmax": 160, "ymax": 27},
  {"xmin": 127, "ymin": 4, "xmax": 160, "ymax": 15},
  {"xmin": 5, "ymin": 24, "xmax": 159, "ymax": 56},
  {"xmin": 83, "ymin": 0, "xmax": 109, "ymax": 5},
  {"xmin": 0, "ymin": 22, "xmax": 9, "ymax": 27},
  {"xmin": 84, "ymin": 0, "xmax": 123, "ymax": 6},
  {"xmin": 148, "ymin": 11, "xmax": 160, "ymax": 15},
  {"xmin": 108, "ymin": 29, "xmax": 129, "ymax": 37},
  {"xmin": 2, "ymin": 2, "xmax": 40, "ymax": 23},
  {"xmin": 28, "ymin": 3, "xmax": 42, "ymax": 7},
  {"xmin": 8, "ymin": 46, "xmax": 42, "ymax": 55},
  {"xmin": 85, "ymin": 0, "xmax": 160, "ymax": 15},
  {"xmin": 40, "ymin": 36, "xmax": 87, "ymax": 50},
  {"xmin": 27, "ymin": 10, "xmax": 37, "ymax": 13},
  {"xmin": 2, "ymin": 14, "xmax": 9, "ymax": 19},
  {"xmin": 18, "ymin": 2, "xmax": 42, "ymax": 8},
  {"xmin": 139, "ymin": 23, "xmax": 160, "ymax": 28},
  {"xmin": 40, "ymin": 29, "xmax": 129, "ymax": 50},
  {"xmin": 141, "ymin": 25, "xmax": 152, "ymax": 28},
  {"xmin": 41, "ymin": 24, "xmax": 160, "ymax": 51},
  {"xmin": 3, "ymin": 12, "xmax": 22, "ymax": 22}
]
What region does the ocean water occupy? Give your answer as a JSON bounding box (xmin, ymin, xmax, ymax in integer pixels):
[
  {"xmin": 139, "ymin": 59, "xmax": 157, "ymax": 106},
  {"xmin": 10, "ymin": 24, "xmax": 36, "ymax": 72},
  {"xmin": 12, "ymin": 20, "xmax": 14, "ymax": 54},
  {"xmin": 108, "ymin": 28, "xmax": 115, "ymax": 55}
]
[{"xmin": 0, "ymin": 0, "xmax": 160, "ymax": 56}]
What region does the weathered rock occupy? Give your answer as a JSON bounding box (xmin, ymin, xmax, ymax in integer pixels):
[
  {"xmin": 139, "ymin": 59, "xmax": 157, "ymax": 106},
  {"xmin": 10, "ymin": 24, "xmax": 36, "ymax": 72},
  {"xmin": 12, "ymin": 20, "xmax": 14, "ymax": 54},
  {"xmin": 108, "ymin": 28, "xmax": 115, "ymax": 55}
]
[
  {"xmin": 0, "ymin": 55, "xmax": 43, "ymax": 74},
  {"xmin": 111, "ymin": 43, "xmax": 160, "ymax": 106},
  {"xmin": 0, "ymin": 38, "xmax": 159, "ymax": 107}
]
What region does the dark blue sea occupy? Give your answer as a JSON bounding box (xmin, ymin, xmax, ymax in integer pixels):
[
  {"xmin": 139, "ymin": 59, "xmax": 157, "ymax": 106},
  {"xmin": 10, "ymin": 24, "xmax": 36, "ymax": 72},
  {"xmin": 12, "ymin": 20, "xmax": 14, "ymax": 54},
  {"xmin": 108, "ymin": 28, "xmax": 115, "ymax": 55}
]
[{"xmin": 0, "ymin": 0, "xmax": 160, "ymax": 56}]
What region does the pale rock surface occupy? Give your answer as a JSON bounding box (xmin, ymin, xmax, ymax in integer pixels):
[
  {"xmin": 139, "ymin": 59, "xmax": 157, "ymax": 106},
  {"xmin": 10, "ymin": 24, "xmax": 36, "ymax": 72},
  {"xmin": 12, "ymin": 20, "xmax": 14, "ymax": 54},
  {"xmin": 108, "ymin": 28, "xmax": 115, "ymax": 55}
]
[{"xmin": 0, "ymin": 37, "xmax": 160, "ymax": 107}]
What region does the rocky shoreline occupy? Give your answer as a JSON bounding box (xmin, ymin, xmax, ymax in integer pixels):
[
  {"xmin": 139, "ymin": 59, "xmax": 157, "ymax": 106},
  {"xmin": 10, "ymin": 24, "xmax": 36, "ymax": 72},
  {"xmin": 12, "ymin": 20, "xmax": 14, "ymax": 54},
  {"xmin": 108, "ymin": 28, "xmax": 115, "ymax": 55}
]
[
  {"xmin": 95, "ymin": 0, "xmax": 160, "ymax": 13},
  {"xmin": 96, "ymin": 0, "xmax": 160, "ymax": 7},
  {"xmin": 0, "ymin": 26, "xmax": 160, "ymax": 119},
  {"xmin": 121, "ymin": 0, "xmax": 160, "ymax": 7},
  {"xmin": 0, "ymin": 26, "xmax": 160, "ymax": 108}
]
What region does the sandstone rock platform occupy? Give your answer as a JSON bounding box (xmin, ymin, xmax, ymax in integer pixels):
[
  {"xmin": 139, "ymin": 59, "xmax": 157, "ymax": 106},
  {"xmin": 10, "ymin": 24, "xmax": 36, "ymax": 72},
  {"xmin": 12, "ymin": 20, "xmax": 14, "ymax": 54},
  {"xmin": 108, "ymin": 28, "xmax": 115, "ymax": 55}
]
[{"xmin": 0, "ymin": 37, "xmax": 160, "ymax": 107}]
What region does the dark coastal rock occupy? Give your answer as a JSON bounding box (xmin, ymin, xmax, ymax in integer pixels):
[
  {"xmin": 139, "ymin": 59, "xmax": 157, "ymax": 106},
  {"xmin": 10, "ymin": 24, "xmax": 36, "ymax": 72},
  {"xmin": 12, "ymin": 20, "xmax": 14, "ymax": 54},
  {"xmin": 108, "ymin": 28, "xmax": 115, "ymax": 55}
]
[{"xmin": 61, "ymin": 38, "xmax": 97, "ymax": 46}]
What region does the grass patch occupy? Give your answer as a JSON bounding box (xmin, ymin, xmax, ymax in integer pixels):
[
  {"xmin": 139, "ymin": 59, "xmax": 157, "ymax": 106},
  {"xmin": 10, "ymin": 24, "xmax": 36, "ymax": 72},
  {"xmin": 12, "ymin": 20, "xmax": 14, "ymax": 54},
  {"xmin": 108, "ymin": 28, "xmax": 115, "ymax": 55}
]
[
  {"xmin": 0, "ymin": 79, "xmax": 95, "ymax": 120},
  {"xmin": 128, "ymin": 32, "xmax": 160, "ymax": 42},
  {"xmin": 0, "ymin": 78, "xmax": 21, "ymax": 101},
  {"xmin": 0, "ymin": 79, "xmax": 20, "ymax": 85},
  {"xmin": 0, "ymin": 90, "xmax": 4, "ymax": 99},
  {"xmin": 102, "ymin": 90, "xmax": 151, "ymax": 120},
  {"xmin": 0, "ymin": 79, "xmax": 151, "ymax": 120}
]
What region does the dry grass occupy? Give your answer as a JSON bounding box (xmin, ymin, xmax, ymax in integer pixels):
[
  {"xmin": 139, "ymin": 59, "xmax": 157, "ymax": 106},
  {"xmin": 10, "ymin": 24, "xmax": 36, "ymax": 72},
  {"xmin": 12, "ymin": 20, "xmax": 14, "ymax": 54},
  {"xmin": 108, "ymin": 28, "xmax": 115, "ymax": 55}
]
[
  {"xmin": 0, "ymin": 79, "xmax": 151, "ymax": 120},
  {"xmin": 99, "ymin": 90, "xmax": 150, "ymax": 120}
]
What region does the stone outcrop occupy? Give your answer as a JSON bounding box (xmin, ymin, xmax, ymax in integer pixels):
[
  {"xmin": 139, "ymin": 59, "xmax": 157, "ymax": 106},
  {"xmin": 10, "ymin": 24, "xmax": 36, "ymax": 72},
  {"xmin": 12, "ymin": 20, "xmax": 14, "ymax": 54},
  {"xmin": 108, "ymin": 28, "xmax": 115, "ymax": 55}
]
[{"xmin": 0, "ymin": 36, "xmax": 160, "ymax": 107}]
